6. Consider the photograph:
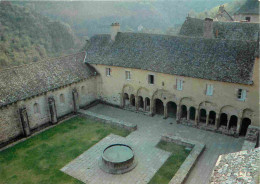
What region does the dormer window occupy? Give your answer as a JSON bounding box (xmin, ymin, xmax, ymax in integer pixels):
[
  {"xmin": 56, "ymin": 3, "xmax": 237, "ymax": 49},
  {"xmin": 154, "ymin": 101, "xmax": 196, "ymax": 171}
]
[
  {"xmin": 148, "ymin": 74, "xmax": 154, "ymax": 84},
  {"xmin": 206, "ymin": 84, "xmax": 214, "ymax": 96},
  {"xmin": 125, "ymin": 71, "xmax": 131, "ymax": 80}
]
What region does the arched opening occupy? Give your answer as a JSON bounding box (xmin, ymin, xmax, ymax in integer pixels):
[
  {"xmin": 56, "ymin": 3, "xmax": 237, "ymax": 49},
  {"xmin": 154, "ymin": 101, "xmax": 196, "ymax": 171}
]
[
  {"xmin": 33, "ymin": 103, "xmax": 40, "ymax": 114},
  {"xmin": 220, "ymin": 113, "xmax": 228, "ymax": 127},
  {"xmin": 228, "ymin": 115, "xmax": 238, "ymax": 130},
  {"xmin": 130, "ymin": 94, "xmax": 135, "ymax": 106},
  {"xmin": 199, "ymin": 109, "xmax": 207, "ymax": 123},
  {"xmin": 209, "ymin": 111, "xmax": 216, "ymax": 125},
  {"xmin": 155, "ymin": 99, "xmax": 164, "ymax": 115},
  {"xmin": 181, "ymin": 105, "xmax": 187, "ymax": 119},
  {"xmin": 123, "ymin": 93, "xmax": 130, "ymax": 106},
  {"xmin": 240, "ymin": 118, "xmax": 251, "ymax": 136},
  {"xmin": 167, "ymin": 101, "xmax": 177, "ymax": 118},
  {"xmin": 60, "ymin": 94, "xmax": 65, "ymax": 103},
  {"xmin": 189, "ymin": 107, "xmax": 196, "ymax": 120},
  {"xmin": 145, "ymin": 97, "xmax": 150, "ymax": 111},
  {"xmin": 138, "ymin": 96, "xmax": 144, "ymax": 110}
]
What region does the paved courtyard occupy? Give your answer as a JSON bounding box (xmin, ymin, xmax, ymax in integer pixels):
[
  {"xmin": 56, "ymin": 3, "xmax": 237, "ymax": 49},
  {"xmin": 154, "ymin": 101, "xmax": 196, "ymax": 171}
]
[{"xmin": 61, "ymin": 104, "xmax": 244, "ymax": 184}]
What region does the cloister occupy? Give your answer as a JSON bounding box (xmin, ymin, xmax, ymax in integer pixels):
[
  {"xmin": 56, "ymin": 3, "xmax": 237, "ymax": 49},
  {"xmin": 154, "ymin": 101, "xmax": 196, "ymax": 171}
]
[{"xmin": 121, "ymin": 85, "xmax": 253, "ymax": 137}]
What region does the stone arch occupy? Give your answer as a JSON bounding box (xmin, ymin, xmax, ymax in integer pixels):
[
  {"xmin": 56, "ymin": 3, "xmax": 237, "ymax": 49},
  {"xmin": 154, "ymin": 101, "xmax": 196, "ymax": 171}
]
[
  {"xmin": 122, "ymin": 84, "xmax": 136, "ymax": 97},
  {"xmin": 137, "ymin": 96, "xmax": 144, "ymax": 110},
  {"xmin": 180, "ymin": 105, "xmax": 188, "ymax": 119},
  {"xmin": 136, "ymin": 87, "xmax": 150, "ymax": 99},
  {"xmin": 242, "ymin": 108, "xmax": 254, "ymax": 119},
  {"xmin": 220, "ymin": 105, "xmax": 238, "ymax": 116},
  {"xmin": 189, "ymin": 106, "xmax": 196, "ymax": 120},
  {"xmin": 199, "ymin": 101, "xmax": 217, "ymax": 112},
  {"xmin": 152, "ymin": 89, "xmax": 177, "ymax": 106},
  {"xmin": 229, "ymin": 115, "xmax": 238, "ymax": 130},
  {"xmin": 130, "ymin": 94, "xmax": 136, "ymax": 106},
  {"xmin": 145, "ymin": 97, "xmax": 151, "ymax": 111},
  {"xmin": 154, "ymin": 98, "xmax": 164, "ymax": 115},
  {"xmin": 123, "ymin": 93, "xmax": 130, "ymax": 107},
  {"xmin": 240, "ymin": 118, "xmax": 251, "ymax": 136},
  {"xmin": 180, "ymin": 97, "xmax": 196, "ymax": 109},
  {"xmin": 209, "ymin": 111, "xmax": 216, "ymax": 125},
  {"xmin": 167, "ymin": 101, "xmax": 177, "ymax": 118},
  {"xmin": 199, "ymin": 109, "xmax": 207, "ymax": 123}
]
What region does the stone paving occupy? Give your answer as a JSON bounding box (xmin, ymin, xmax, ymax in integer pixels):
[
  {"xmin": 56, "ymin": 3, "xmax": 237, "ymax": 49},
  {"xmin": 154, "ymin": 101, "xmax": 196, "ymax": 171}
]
[{"xmin": 61, "ymin": 104, "xmax": 244, "ymax": 184}]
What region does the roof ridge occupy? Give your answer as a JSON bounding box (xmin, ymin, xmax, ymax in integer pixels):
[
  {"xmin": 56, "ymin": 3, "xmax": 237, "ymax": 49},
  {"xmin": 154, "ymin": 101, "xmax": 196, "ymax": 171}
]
[{"xmin": 0, "ymin": 51, "xmax": 86, "ymax": 72}]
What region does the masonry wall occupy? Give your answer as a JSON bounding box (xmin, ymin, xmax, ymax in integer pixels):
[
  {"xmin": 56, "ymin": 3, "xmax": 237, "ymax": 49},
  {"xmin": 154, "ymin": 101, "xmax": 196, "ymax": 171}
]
[
  {"xmin": 91, "ymin": 57, "xmax": 259, "ymax": 127},
  {"xmin": 0, "ymin": 76, "xmax": 98, "ymax": 145}
]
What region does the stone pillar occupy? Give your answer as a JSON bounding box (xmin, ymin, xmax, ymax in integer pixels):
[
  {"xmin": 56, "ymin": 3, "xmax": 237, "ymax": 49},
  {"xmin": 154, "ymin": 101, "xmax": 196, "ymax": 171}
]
[
  {"xmin": 227, "ymin": 114, "xmax": 231, "ymax": 129},
  {"xmin": 72, "ymin": 89, "xmax": 79, "ymax": 113},
  {"xmin": 206, "ymin": 112, "xmax": 210, "ymax": 126},
  {"xmin": 176, "ymin": 105, "xmax": 180, "ymax": 120},
  {"xmin": 163, "ymin": 105, "xmax": 168, "ymax": 119},
  {"xmin": 48, "ymin": 97, "xmax": 57, "ymax": 124},
  {"xmin": 187, "ymin": 109, "xmax": 190, "ymax": 120},
  {"xmin": 236, "ymin": 118, "xmax": 242, "ymax": 135},
  {"xmin": 215, "ymin": 114, "xmax": 220, "ymax": 129},
  {"xmin": 19, "ymin": 107, "xmax": 31, "ymax": 137},
  {"xmin": 149, "ymin": 100, "xmax": 154, "ymax": 116},
  {"xmin": 144, "ymin": 99, "xmax": 147, "ymax": 112},
  {"xmin": 135, "ymin": 96, "xmax": 138, "ymax": 111},
  {"xmin": 195, "ymin": 108, "xmax": 199, "ymax": 125}
]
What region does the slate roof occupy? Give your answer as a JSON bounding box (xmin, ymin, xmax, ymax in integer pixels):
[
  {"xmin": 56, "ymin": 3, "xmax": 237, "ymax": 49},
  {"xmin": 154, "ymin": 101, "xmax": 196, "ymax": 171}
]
[
  {"xmin": 179, "ymin": 17, "xmax": 260, "ymax": 41},
  {"xmin": 235, "ymin": 0, "xmax": 259, "ymax": 15},
  {"xmin": 0, "ymin": 52, "xmax": 96, "ymax": 107},
  {"xmin": 86, "ymin": 32, "xmax": 257, "ymax": 85}
]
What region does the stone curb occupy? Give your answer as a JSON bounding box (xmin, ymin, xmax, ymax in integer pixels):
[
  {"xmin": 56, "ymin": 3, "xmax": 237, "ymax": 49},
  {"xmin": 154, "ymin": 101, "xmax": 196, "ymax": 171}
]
[
  {"xmin": 161, "ymin": 134, "xmax": 205, "ymax": 184},
  {"xmin": 78, "ymin": 109, "xmax": 137, "ymax": 132}
]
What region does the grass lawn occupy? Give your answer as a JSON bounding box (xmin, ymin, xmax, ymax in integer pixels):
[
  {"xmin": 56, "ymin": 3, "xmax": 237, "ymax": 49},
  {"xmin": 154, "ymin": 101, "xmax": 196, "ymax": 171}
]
[
  {"xmin": 0, "ymin": 116, "xmax": 130, "ymax": 184},
  {"xmin": 148, "ymin": 140, "xmax": 191, "ymax": 184}
]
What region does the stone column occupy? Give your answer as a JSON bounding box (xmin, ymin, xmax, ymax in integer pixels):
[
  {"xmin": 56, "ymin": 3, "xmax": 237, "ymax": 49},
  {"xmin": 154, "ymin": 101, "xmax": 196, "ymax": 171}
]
[
  {"xmin": 135, "ymin": 96, "xmax": 138, "ymax": 111},
  {"xmin": 206, "ymin": 112, "xmax": 210, "ymax": 126},
  {"xmin": 149, "ymin": 100, "xmax": 154, "ymax": 116},
  {"xmin": 72, "ymin": 89, "xmax": 79, "ymax": 113},
  {"xmin": 227, "ymin": 114, "xmax": 231, "ymax": 129},
  {"xmin": 195, "ymin": 108, "xmax": 199, "ymax": 125},
  {"xmin": 176, "ymin": 105, "xmax": 180, "ymax": 120},
  {"xmin": 144, "ymin": 99, "xmax": 147, "ymax": 111},
  {"xmin": 48, "ymin": 97, "xmax": 57, "ymax": 124},
  {"xmin": 236, "ymin": 118, "xmax": 242, "ymax": 135},
  {"xmin": 215, "ymin": 114, "xmax": 220, "ymax": 129},
  {"xmin": 163, "ymin": 105, "xmax": 168, "ymax": 119},
  {"xmin": 19, "ymin": 108, "xmax": 31, "ymax": 137},
  {"xmin": 187, "ymin": 109, "xmax": 190, "ymax": 120}
]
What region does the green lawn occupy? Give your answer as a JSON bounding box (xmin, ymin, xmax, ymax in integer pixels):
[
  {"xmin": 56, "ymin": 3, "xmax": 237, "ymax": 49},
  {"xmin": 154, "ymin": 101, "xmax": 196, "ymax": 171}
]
[
  {"xmin": 0, "ymin": 116, "xmax": 130, "ymax": 184},
  {"xmin": 148, "ymin": 140, "xmax": 191, "ymax": 184}
]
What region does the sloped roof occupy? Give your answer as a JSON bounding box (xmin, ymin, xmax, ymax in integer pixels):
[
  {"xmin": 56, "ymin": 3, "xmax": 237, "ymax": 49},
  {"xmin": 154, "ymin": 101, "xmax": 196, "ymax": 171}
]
[
  {"xmin": 235, "ymin": 0, "xmax": 259, "ymax": 15},
  {"xmin": 180, "ymin": 17, "xmax": 260, "ymax": 41},
  {"xmin": 0, "ymin": 52, "xmax": 96, "ymax": 107},
  {"xmin": 86, "ymin": 32, "xmax": 257, "ymax": 85}
]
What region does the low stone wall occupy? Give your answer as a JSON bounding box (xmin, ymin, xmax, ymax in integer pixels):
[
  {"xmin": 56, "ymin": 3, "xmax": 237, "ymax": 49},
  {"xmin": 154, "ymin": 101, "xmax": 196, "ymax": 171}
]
[
  {"xmin": 161, "ymin": 134, "xmax": 205, "ymax": 184},
  {"xmin": 78, "ymin": 109, "xmax": 137, "ymax": 132},
  {"xmin": 246, "ymin": 125, "xmax": 260, "ymax": 143}
]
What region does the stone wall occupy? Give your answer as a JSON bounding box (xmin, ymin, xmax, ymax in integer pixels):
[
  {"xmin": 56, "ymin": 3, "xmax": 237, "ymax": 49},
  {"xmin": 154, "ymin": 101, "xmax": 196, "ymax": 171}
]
[{"xmin": 0, "ymin": 77, "xmax": 98, "ymax": 146}]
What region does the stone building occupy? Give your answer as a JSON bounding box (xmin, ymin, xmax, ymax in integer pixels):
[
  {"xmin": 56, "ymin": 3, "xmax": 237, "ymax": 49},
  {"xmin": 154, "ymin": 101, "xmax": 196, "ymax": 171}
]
[
  {"xmin": 234, "ymin": 0, "xmax": 259, "ymax": 23},
  {"xmin": 0, "ymin": 19, "xmax": 259, "ymax": 147}
]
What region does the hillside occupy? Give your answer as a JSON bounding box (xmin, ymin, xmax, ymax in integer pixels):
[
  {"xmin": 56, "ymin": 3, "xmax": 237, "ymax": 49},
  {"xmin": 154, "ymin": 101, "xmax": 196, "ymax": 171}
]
[
  {"xmin": 15, "ymin": 0, "xmax": 233, "ymax": 37},
  {"xmin": 0, "ymin": 2, "xmax": 82, "ymax": 69}
]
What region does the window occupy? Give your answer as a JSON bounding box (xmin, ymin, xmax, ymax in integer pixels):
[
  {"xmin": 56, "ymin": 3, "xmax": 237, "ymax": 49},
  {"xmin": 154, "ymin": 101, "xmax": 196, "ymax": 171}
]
[
  {"xmin": 33, "ymin": 103, "xmax": 40, "ymax": 114},
  {"xmin": 148, "ymin": 75, "xmax": 154, "ymax": 84},
  {"xmin": 245, "ymin": 17, "xmax": 251, "ymax": 22},
  {"xmin": 176, "ymin": 79, "xmax": 183, "ymax": 91},
  {"xmin": 237, "ymin": 89, "xmax": 247, "ymax": 101},
  {"xmin": 106, "ymin": 68, "xmax": 111, "ymax": 76},
  {"xmin": 125, "ymin": 71, "xmax": 131, "ymax": 80},
  {"xmin": 206, "ymin": 84, "xmax": 214, "ymax": 96},
  {"xmin": 60, "ymin": 94, "xmax": 65, "ymax": 103}
]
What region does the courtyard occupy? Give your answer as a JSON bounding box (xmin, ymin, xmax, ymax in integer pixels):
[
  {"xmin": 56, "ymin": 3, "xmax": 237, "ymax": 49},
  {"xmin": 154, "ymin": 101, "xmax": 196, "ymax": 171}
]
[{"xmin": 0, "ymin": 104, "xmax": 244, "ymax": 184}]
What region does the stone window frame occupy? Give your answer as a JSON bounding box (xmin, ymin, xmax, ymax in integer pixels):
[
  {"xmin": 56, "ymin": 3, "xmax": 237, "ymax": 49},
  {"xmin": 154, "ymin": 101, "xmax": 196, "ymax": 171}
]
[
  {"xmin": 106, "ymin": 68, "xmax": 111, "ymax": 77},
  {"xmin": 237, "ymin": 88, "xmax": 247, "ymax": 101},
  {"xmin": 176, "ymin": 78, "xmax": 184, "ymax": 91},
  {"xmin": 206, "ymin": 84, "xmax": 214, "ymax": 96},
  {"xmin": 33, "ymin": 103, "xmax": 40, "ymax": 114},
  {"xmin": 125, "ymin": 70, "xmax": 131, "ymax": 80},
  {"xmin": 148, "ymin": 74, "xmax": 155, "ymax": 85}
]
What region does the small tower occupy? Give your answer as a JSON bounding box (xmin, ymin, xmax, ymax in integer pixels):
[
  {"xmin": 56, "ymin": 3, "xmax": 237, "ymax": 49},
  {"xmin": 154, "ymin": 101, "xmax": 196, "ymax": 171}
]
[{"xmin": 111, "ymin": 22, "xmax": 120, "ymax": 41}]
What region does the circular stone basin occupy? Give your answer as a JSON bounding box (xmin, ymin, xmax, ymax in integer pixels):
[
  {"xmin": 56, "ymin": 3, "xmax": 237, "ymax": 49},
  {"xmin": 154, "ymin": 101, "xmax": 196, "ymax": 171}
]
[{"xmin": 99, "ymin": 144, "xmax": 137, "ymax": 174}]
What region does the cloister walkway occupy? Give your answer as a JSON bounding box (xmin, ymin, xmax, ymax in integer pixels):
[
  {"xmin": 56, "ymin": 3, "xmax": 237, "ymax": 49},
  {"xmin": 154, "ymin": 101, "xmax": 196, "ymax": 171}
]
[{"xmin": 86, "ymin": 104, "xmax": 244, "ymax": 184}]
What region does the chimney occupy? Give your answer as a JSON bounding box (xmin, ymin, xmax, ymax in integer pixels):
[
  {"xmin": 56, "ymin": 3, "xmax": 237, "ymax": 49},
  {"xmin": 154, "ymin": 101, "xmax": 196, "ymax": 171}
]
[
  {"xmin": 111, "ymin": 22, "xmax": 120, "ymax": 41},
  {"xmin": 218, "ymin": 5, "xmax": 225, "ymax": 14},
  {"xmin": 203, "ymin": 18, "xmax": 213, "ymax": 39}
]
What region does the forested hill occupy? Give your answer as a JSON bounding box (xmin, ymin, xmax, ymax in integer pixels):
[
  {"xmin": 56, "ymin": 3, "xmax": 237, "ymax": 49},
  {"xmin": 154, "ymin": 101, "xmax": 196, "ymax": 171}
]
[{"xmin": 0, "ymin": 2, "xmax": 82, "ymax": 69}]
